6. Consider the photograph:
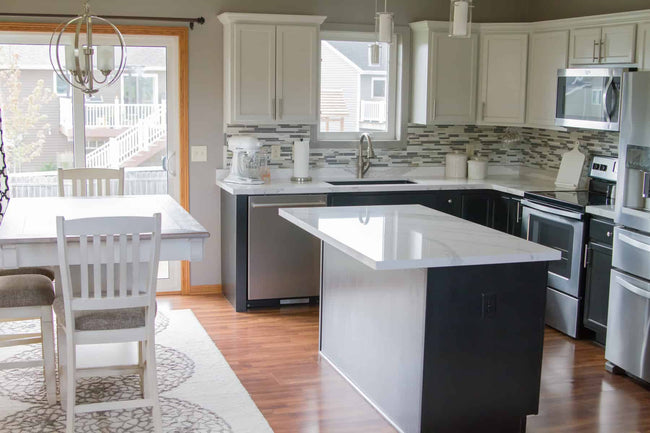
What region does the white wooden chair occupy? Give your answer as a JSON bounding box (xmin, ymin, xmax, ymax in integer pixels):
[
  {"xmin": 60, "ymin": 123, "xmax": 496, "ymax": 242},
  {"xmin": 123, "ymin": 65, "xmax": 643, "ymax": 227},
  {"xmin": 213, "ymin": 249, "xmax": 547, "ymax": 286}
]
[
  {"xmin": 55, "ymin": 213, "xmax": 162, "ymax": 433},
  {"xmin": 0, "ymin": 267, "xmax": 57, "ymax": 405},
  {"xmin": 57, "ymin": 167, "xmax": 125, "ymax": 197}
]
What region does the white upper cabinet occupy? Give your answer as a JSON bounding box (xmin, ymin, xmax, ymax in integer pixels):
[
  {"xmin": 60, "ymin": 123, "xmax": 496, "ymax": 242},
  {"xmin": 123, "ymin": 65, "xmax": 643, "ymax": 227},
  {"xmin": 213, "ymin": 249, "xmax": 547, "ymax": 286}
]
[
  {"xmin": 478, "ymin": 33, "xmax": 528, "ymax": 125},
  {"xmin": 410, "ymin": 22, "xmax": 478, "ymax": 125},
  {"xmin": 570, "ymin": 24, "xmax": 636, "ymax": 65},
  {"xmin": 276, "ymin": 25, "xmax": 319, "ymax": 123},
  {"xmin": 233, "ymin": 24, "xmax": 276, "ymax": 122},
  {"xmin": 637, "ymin": 22, "xmax": 650, "ymax": 70},
  {"xmin": 526, "ymin": 30, "xmax": 569, "ymax": 128},
  {"xmin": 219, "ymin": 13, "xmax": 326, "ymax": 125}
]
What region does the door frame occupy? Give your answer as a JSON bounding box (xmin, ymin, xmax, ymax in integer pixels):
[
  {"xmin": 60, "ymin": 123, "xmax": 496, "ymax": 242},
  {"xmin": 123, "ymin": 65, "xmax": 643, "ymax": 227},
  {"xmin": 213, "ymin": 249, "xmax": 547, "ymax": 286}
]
[{"xmin": 0, "ymin": 22, "xmax": 191, "ymax": 294}]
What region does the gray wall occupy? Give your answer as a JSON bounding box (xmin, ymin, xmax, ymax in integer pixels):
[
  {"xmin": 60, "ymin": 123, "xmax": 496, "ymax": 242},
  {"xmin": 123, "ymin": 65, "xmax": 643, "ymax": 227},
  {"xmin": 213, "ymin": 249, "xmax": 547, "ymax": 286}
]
[
  {"xmin": 527, "ymin": 0, "xmax": 650, "ymax": 22},
  {"xmin": 0, "ymin": 0, "xmax": 648, "ymax": 286}
]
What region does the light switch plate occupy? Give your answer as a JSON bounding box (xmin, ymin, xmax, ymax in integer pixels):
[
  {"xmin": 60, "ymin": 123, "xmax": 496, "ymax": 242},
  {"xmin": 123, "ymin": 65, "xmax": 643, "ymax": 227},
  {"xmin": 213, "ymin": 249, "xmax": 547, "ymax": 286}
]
[
  {"xmin": 271, "ymin": 145, "xmax": 281, "ymax": 160},
  {"xmin": 191, "ymin": 146, "xmax": 208, "ymax": 162}
]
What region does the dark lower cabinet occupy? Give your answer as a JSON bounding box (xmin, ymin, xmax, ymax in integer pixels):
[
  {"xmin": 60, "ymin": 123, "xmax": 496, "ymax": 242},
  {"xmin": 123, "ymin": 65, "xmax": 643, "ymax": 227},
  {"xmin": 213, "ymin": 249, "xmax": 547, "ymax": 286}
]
[
  {"xmin": 327, "ymin": 191, "xmax": 437, "ymax": 208},
  {"xmin": 460, "ymin": 191, "xmax": 492, "ymax": 226},
  {"xmin": 492, "ymin": 193, "xmax": 523, "ymax": 237},
  {"xmin": 431, "ymin": 191, "xmax": 462, "ymax": 217},
  {"xmin": 583, "ymin": 217, "xmax": 614, "ymax": 345}
]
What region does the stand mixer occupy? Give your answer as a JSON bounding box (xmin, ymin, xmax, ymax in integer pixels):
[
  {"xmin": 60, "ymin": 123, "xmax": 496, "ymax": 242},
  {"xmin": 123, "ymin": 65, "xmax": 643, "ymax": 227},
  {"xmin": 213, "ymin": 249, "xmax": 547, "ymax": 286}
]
[{"xmin": 224, "ymin": 136, "xmax": 265, "ymax": 185}]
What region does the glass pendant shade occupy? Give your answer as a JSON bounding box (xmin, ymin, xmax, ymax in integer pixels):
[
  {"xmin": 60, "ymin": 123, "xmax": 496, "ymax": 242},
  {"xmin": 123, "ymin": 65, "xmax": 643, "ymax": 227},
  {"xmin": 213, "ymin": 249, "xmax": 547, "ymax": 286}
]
[
  {"xmin": 375, "ymin": 12, "xmax": 394, "ymax": 43},
  {"xmin": 369, "ymin": 43, "xmax": 381, "ymax": 66},
  {"xmin": 449, "ymin": 0, "xmax": 473, "ymax": 38}
]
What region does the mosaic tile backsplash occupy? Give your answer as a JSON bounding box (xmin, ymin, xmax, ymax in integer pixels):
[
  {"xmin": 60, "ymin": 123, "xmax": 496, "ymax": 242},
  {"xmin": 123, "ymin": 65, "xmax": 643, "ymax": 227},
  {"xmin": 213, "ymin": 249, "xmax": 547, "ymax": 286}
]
[{"xmin": 224, "ymin": 124, "xmax": 620, "ymax": 172}]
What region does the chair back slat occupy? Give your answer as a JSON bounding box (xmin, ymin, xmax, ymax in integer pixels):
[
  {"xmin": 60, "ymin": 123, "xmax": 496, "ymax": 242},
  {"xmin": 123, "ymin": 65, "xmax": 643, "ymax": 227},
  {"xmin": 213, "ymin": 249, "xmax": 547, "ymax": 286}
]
[
  {"xmin": 106, "ymin": 234, "xmax": 115, "ymax": 298},
  {"xmin": 56, "ymin": 214, "xmax": 162, "ymax": 330},
  {"xmin": 79, "ymin": 235, "xmax": 89, "ymax": 299},
  {"xmin": 92, "ymin": 234, "xmax": 102, "ymax": 298},
  {"xmin": 119, "ymin": 234, "xmax": 128, "ymax": 297},
  {"xmin": 57, "ymin": 168, "xmax": 125, "ymax": 197}
]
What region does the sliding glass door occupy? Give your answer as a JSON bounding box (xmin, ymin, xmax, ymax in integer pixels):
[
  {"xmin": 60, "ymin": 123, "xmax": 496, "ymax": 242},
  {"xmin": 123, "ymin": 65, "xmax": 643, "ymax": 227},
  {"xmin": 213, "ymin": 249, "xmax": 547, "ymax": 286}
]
[{"xmin": 0, "ymin": 31, "xmax": 181, "ymax": 292}]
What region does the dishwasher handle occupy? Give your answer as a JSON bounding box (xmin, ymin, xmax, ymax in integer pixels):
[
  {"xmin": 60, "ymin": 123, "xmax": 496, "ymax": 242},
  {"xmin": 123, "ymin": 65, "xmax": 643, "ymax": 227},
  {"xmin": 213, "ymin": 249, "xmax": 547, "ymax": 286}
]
[{"xmin": 250, "ymin": 200, "xmax": 327, "ymax": 209}]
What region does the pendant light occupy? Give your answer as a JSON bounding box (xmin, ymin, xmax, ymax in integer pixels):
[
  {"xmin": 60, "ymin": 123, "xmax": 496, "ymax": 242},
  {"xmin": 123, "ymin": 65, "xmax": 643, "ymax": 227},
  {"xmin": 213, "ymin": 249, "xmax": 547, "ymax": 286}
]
[
  {"xmin": 368, "ymin": 0, "xmax": 392, "ymax": 67},
  {"xmin": 375, "ymin": 0, "xmax": 394, "ymax": 44},
  {"xmin": 49, "ymin": 0, "xmax": 127, "ymax": 95},
  {"xmin": 449, "ymin": 0, "xmax": 474, "ymax": 38}
]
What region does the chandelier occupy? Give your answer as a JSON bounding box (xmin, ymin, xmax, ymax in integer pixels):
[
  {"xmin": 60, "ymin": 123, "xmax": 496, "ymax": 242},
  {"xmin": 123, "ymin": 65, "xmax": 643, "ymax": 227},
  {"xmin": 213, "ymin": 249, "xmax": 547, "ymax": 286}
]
[{"xmin": 49, "ymin": 1, "xmax": 126, "ymax": 95}]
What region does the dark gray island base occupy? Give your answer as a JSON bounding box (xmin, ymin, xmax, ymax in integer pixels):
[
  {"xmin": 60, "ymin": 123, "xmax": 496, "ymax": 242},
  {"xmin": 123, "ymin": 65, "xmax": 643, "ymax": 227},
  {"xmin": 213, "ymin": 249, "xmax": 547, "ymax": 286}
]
[{"xmin": 320, "ymin": 244, "xmax": 548, "ymax": 433}]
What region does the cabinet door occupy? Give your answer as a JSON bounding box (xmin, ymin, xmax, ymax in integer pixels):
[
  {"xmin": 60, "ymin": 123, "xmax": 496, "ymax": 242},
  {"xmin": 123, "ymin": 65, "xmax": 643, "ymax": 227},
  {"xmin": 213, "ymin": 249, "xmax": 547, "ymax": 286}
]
[
  {"xmin": 636, "ymin": 22, "xmax": 650, "ymax": 70},
  {"xmin": 461, "ymin": 192, "xmax": 492, "ymax": 226},
  {"xmin": 232, "ymin": 24, "xmax": 276, "ymax": 122},
  {"xmin": 583, "ymin": 242, "xmax": 613, "ymax": 344},
  {"xmin": 429, "ymin": 32, "xmax": 478, "ymax": 124},
  {"xmin": 569, "ymin": 27, "xmax": 601, "ymax": 65},
  {"xmin": 526, "ymin": 31, "xmax": 569, "ymax": 127},
  {"xmin": 276, "ymin": 25, "xmax": 319, "ymax": 123},
  {"xmin": 432, "ymin": 191, "xmax": 462, "ymax": 217},
  {"xmin": 478, "ymin": 33, "xmax": 528, "ymax": 125},
  {"xmin": 492, "ymin": 194, "xmax": 510, "ymax": 233},
  {"xmin": 601, "ymin": 24, "xmax": 636, "ymax": 64}
]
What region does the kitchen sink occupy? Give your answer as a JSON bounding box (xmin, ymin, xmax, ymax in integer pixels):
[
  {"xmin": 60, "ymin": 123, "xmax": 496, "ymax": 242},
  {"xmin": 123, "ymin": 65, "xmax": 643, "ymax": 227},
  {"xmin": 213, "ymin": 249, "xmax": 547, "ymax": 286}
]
[{"xmin": 325, "ymin": 179, "xmax": 416, "ymax": 186}]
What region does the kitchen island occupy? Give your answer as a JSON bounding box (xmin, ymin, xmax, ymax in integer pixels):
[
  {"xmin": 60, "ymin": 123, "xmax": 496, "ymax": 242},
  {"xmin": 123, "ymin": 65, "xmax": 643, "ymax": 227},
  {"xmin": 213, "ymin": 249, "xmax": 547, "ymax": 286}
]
[{"xmin": 280, "ymin": 204, "xmax": 560, "ymax": 433}]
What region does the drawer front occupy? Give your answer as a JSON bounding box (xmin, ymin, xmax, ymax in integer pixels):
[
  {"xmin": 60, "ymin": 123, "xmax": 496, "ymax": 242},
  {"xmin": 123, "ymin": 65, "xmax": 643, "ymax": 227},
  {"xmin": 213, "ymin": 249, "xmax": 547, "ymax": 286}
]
[
  {"xmin": 545, "ymin": 287, "xmax": 580, "ymax": 338},
  {"xmin": 605, "ymin": 270, "xmax": 650, "ymax": 381},
  {"xmin": 612, "ymin": 227, "xmax": 650, "ymax": 281},
  {"xmin": 589, "ymin": 218, "xmax": 614, "ymax": 246}
]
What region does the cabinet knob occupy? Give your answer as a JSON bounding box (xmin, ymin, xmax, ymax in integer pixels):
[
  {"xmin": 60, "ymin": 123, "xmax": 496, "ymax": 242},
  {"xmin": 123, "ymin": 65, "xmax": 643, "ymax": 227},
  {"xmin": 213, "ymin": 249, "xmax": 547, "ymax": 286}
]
[
  {"xmin": 606, "ymin": 231, "xmax": 612, "ymax": 238},
  {"xmin": 448, "ymin": 199, "xmax": 453, "ymax": 204}
]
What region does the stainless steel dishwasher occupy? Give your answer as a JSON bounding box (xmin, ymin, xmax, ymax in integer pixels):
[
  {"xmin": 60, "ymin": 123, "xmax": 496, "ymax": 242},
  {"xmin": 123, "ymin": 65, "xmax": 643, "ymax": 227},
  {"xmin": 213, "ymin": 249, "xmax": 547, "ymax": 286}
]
[{"xmin": 248, "ymin": 194, "xmax": 327, "ymax": 302}]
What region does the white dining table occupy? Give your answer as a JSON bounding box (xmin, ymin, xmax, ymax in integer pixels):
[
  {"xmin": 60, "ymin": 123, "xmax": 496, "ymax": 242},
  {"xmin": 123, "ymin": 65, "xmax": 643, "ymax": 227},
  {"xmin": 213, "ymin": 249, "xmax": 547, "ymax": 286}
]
[{"xmin": 0, "ymin": 195, "xmax": 209, "ymax": 269}]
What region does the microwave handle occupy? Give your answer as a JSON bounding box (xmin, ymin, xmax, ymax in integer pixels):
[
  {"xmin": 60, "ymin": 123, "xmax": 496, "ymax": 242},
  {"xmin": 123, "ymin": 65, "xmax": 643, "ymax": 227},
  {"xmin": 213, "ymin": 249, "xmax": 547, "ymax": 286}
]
[{"xmin": 603, "ymin": 76, "xmax": 614, "ymax": 122}]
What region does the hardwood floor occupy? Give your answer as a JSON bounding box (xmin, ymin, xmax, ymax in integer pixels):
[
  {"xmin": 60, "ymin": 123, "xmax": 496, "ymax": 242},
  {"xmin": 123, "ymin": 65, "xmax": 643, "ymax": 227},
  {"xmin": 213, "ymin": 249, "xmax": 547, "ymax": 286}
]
[{"xmin": 158, "ymin": 295, "xmax": 650, "ymax": 433}]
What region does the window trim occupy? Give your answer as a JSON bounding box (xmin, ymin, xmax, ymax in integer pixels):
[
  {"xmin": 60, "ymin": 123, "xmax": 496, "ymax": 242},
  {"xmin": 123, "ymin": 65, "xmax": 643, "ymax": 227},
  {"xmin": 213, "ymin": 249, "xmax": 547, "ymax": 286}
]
[
  {"xmin": 314, "ymin": 23, "xmax": 410, "ymax": 149},
  {"xmin": 318, "ymin": 30, "xmax": 397, "ymax": 142},
  {"xmin": 52, "ymin": 72, "xmax": 70, "ymax": 97}
]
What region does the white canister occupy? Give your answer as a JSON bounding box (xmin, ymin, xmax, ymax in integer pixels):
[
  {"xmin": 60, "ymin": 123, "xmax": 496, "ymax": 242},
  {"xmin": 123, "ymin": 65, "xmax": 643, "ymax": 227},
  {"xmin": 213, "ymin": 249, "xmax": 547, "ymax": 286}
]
[
  {"xmin": 445, "ymin": 152, "xmax": 468, "ymax": 179},
  {"xmin": 467, "ymin": 159, "xmax": 488, "ymax": 180}
]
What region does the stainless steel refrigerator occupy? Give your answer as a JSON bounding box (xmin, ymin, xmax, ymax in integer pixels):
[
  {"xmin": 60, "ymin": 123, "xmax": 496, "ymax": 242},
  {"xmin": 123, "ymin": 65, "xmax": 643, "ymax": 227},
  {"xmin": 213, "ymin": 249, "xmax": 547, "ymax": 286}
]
[{"xmin": 607, "ymin": 71, "xmax": 650, "ymax": 383}]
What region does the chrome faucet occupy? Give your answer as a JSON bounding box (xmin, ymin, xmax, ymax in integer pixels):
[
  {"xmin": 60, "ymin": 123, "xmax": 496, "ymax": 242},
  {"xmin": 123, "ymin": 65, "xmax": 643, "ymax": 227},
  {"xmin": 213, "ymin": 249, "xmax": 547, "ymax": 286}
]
[{"xmin": 357, "ymin": 133, "xmax": 376, "ymax": 179}]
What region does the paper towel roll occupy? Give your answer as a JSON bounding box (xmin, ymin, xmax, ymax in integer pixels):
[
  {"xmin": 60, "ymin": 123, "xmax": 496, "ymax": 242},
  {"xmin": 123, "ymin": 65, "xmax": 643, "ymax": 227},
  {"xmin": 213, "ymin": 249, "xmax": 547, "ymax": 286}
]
[
  {"xmin": 445, "ymin": 152, "xmax": 468, "ymax": 179},
  {"xmin": 293, "ymin": 139, "xmax": 310, "ymax": 179}
]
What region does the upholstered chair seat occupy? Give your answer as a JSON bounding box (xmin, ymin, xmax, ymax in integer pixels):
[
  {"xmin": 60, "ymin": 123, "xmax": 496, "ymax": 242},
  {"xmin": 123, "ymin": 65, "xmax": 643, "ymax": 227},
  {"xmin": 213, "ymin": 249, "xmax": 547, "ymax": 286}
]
[{"xmin": 0, "ymin": 274, "xmax": 55, "ymax": 308}]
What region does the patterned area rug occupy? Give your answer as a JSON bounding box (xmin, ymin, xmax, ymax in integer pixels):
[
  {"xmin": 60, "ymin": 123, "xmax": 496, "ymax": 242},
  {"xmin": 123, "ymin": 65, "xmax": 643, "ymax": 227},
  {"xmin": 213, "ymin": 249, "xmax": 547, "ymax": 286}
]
[{"xmin": 0, "ymin": 309, "xmax": 274, "ymax": 432}]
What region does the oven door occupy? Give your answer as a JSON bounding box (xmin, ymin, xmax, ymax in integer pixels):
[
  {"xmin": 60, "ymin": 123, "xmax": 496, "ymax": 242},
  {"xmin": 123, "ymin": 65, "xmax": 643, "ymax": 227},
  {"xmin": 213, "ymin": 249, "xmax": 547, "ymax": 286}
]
[
  {"xmin": 555, "ymin": 68, "xmax": 622, "ymax": 131},
  {"xmin": 521, "ymin": 200, "xmax": 586, "ymax": 297}
]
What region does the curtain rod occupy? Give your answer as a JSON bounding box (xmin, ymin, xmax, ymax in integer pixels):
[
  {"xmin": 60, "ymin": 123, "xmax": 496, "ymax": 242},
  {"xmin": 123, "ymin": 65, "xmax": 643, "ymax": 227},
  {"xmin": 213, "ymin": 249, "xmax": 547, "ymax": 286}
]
[{"xmin": 0, "ymin": 13, "xmax": 205, "ymax": 29}]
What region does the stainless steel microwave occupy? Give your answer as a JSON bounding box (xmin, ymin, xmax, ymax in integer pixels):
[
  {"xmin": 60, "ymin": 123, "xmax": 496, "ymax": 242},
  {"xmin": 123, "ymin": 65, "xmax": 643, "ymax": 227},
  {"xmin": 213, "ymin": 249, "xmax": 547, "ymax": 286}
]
[{"xmin": 555, "ymin": 68, "xmax": 625, "ymax": 131}]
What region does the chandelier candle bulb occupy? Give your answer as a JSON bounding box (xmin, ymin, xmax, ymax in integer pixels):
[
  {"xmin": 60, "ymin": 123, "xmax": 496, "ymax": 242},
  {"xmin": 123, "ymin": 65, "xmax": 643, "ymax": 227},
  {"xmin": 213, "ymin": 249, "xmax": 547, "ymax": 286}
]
[{"xmin": 292, "ymin": 139, "xmax": 311, "ymax": 182}]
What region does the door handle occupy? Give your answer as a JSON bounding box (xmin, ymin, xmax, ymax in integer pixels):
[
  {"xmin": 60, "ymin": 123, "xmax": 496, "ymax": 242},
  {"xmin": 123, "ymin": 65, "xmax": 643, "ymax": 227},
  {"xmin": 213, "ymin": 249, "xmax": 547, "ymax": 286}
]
[
  {"xmin": 615, "ymin": 276, "xmax": 650, "ymax": 300},
  {"xmin": 599, "ymin": 38, "xmax": 605, "ymax": 62},
  {"xmin": 432, "ymin": 99, "xmax": 437, "ymax": 118},
  {"xmin": 516, "ymin": 200, "xmax": 521, "ymax": 224},
  {"xmin": 271, "ymin": 98, "xmax": 276, "ymax": 119},
  {"xmin": 583, "ymin": 244, "xmax": 590, "ymax": 268},
  {"xmin": 167, "ymin": 151, "xmax": 177, "ymax": 176},
  {"xmin": 278, "ymin": 98, "xmax": 283, "ymax": 119},
  {"xmin": 482, "ymin": 101, "xmax": 486, "ymax": 120},
  {"xmin": 603, "ymin": 76, "xmax": 614, "ymax": 122},
  {"xmin": 593, "ymin": 40, "xmax": 599, "ymax": 63}
]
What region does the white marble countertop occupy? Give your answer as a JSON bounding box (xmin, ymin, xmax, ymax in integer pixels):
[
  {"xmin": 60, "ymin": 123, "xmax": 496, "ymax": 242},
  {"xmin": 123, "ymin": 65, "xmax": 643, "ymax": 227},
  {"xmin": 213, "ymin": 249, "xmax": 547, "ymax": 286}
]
[
  {"xmin": 217, "ymin": 167, "xmax": 571, "ymax": 197},
  {"xmin": 280, "ymin": 204, "xmax": 561, "ymax": 270},
  {"xmin": 586, "ymin": 204, "xmax": 616, "ymax": 220}
]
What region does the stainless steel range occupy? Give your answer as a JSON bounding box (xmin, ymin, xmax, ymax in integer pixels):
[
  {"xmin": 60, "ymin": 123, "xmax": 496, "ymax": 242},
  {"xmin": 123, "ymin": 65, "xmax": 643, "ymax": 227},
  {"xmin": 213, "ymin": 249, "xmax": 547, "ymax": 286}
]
[{"xmin": 521, "ymin": 156, "xmax": 618, "ymax": 338}]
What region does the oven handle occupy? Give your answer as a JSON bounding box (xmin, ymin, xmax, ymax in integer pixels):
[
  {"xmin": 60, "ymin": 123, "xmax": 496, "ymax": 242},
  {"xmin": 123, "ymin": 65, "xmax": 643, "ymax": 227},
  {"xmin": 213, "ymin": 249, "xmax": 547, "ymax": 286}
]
[{"xmin": 520, "ymin": 199, "xmax": 584, "ymax": 220}]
